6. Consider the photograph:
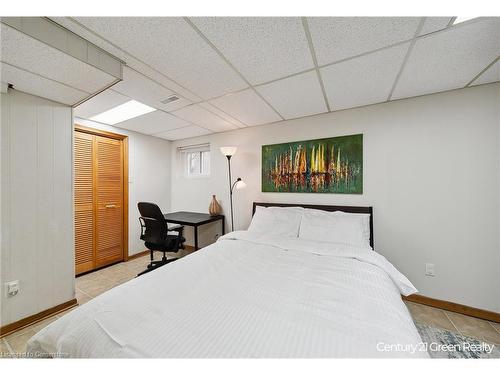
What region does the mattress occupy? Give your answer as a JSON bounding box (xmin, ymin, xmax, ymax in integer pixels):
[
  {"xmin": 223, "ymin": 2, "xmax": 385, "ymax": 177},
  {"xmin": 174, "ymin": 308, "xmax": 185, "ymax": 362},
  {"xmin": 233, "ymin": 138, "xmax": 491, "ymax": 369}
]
[{"xmin": 27, "ymin": 231, "xmax": 428, "ymax": 358}]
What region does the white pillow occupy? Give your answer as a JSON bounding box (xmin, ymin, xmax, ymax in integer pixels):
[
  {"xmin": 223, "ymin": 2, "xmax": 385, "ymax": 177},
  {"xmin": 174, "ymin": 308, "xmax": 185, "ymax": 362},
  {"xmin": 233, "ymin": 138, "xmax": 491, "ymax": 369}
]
[
  {"xmin": 248, "ymin": 206, "xmax": 303, "ymax": 237},
  {"xmin": 298, "ymin": 208, "xmax": 370, "ymax": 248},
  {"xmin": 334, "ymin": 211, "xmax": 371, "ymax": 247}
]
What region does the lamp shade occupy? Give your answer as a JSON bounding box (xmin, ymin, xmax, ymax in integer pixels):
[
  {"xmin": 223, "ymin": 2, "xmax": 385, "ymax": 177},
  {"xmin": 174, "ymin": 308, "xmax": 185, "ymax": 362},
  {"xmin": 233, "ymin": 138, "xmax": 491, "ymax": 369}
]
[
  {"xmin": 220, "ymin": 146, "xmax": 237, "ymax": 157},
  {"xmin": 235, "ymin": 180, "xmax": 246, "ymax": 189}
]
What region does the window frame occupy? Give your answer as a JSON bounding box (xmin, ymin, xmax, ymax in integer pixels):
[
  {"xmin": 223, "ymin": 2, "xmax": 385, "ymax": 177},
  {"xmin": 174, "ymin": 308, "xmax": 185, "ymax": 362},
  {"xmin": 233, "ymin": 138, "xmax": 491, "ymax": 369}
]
[{"xmin": 184, "ymin": 149, "xmax": 210, "ymax": 178}]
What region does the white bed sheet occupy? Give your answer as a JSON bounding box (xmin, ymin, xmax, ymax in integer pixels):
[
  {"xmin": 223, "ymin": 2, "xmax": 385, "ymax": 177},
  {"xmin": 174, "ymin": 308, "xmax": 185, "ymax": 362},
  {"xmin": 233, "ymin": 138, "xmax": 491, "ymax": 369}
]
[{"xmin": 27, "ymin": 231, "xmax": 427, "ymax": 358}]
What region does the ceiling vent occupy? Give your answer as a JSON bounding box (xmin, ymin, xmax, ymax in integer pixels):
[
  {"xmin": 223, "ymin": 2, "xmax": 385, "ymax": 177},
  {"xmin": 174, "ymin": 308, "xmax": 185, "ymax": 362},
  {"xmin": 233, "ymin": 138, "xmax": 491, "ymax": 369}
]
[{"xmin": 161, "ymin": 95, "xmax": 180, "ymax": 104}]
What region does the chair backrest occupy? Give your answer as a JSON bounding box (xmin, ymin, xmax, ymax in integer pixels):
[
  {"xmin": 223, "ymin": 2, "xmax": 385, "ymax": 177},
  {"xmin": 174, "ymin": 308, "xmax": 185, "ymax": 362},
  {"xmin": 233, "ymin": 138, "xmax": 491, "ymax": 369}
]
[{"xmin": 138, "ymin": 202, "xmax": 168, "ymax": 244}]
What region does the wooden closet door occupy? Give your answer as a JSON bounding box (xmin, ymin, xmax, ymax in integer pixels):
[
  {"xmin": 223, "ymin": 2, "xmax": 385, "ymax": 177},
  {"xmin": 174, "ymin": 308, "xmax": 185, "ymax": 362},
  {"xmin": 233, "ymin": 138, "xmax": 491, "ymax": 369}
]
[
  {"xmin": 74, "ymin": 131, "xmax": 95, "ymax": 274},
  {"xmin": 95, "ymin": 135, "xmax": 124, "ymax": 267}
]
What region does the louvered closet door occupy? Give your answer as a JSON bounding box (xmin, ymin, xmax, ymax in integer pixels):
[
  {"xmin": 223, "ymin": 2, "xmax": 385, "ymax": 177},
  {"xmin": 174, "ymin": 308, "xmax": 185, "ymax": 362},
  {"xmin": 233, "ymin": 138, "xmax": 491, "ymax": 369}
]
[
  {"xmin": 74, "ymin": 131, "xmax": 95, "ymax": 274},
  {"xmin": 95, "ymin": 135, "xmax": 124, "ymax": 267}
]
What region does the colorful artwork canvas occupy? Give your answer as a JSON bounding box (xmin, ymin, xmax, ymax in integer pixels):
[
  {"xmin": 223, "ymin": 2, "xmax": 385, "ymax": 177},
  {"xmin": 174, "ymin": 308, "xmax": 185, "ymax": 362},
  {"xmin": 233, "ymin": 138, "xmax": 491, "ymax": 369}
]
[{"xmin": 262, "ymin": 134, "xmax": 363, "ymax": 194}]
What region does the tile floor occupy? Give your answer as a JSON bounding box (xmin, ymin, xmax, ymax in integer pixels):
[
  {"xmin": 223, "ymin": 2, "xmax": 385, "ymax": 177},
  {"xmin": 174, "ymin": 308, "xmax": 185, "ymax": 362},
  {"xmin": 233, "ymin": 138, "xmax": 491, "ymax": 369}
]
[
  {"xmin": 406, "ymin": 301, "xmax": 500, "ymax": 345},
  {"xmin": 1, "ymin": 251, "xmax": 500, "ymax": 357}
]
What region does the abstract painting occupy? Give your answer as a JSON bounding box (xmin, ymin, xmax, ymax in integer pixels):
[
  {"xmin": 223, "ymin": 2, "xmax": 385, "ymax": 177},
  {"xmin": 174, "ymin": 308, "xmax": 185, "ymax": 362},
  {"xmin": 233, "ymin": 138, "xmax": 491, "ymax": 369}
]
[{"xmin": 262, "ymin": 134, "xmax": 363, "ymax": 194}]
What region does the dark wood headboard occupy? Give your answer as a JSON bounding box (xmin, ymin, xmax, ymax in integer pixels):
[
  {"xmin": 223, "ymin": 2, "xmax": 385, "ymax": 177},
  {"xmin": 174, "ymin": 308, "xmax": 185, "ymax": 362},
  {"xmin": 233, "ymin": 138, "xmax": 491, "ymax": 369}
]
[{"xmin": 252, "ymin": 202, "xmax": 374, "ymax": 248}]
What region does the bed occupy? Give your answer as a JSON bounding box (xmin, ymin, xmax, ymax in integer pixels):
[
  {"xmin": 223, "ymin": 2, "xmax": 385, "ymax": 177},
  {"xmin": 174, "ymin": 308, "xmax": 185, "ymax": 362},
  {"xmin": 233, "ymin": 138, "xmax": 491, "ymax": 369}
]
[{"xmin": 27, "ymin": 203, "xmax": 427, "ymax": 358}]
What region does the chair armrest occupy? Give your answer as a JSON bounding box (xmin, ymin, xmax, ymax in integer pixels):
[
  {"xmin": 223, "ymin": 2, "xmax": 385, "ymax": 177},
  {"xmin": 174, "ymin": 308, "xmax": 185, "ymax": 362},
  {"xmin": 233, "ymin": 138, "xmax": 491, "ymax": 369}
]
[
  {"xmin": 138, "ymin": 217, "xmax": 147, "ymax": 239},
  {"xmin": 167, "ymin": 224, "xmax": 183, "ymax": 232}
]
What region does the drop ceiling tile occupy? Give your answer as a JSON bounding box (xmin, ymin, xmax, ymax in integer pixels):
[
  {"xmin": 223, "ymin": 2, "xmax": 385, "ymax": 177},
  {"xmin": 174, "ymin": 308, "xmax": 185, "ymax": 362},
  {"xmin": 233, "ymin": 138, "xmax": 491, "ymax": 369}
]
[
  {"xmin": 256, "ymin": 71, "xmax": 327, "ymax": 119},
  {"xmin": 198, "ymin": 102, "xmax": 246, "ymax": 128},
  {"xmin": 209, "ymin": 89, "xmax": 282, "ymax": 126},
  {"xmin": 392, "ymin": 19, "xmax": 500, "ymax": 100},
  {"xmin": 1, "ymin": 62, "xmax": 88, "ymax": 105},
  {"xmin": 191, "ymin": 17, "xmax": 314, "ymax": 84},
  {"xmin": 111, "ymin": 66, "xmax": 191, "ymax": 112},
  {"xmin": 74, "ymin": 17, "xmax": 248, "ymax": 99},
  {"xmin": 471, "ymin": 59, "xmax": 500, "ymax": 86},
  {"xmin": 321, "ymin": 43, "xmax": 410, "ymax": 111},
  {"xmin": 1, "ymin": 23, "xmax": 116, "ymax": 94},
  {"xmin": 50, "ymin": 17, "xmax": 202, "ymax": 102},
  {"xmin": 307, "ymin": 17, "xmax": 420, "ymax": 66},
  {"xmin": 74, "ymin": 89, "xmax": 130, "ymax": 118},
  {"xmin": 114, "ymin": 110, "xmax": 190, "ymax": 135},
  {"xmin": 155, "ymin": 125, "xmax": 211, "ymax": 141},
  {"xmin": 173, "ymin": 104, "xmax": 238, "ymax": 132},
  {"xmin": 419, "ymin": 17, "xmax": 453, "ymax": 36}
]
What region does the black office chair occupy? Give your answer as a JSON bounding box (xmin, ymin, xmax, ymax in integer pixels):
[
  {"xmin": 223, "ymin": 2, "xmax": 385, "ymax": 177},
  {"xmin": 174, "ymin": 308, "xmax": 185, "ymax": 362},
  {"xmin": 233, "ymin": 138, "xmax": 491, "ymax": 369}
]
[{"xmin": 137, "ymin": 202, "xmax": 185, "ymax": 276}]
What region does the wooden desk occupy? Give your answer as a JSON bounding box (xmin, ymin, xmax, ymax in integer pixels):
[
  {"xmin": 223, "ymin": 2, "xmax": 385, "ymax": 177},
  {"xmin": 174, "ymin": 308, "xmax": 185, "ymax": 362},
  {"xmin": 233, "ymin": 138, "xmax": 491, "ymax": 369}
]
[{"xmin": 163, "ymin": 211, "xmax": 225, "ymax": 250}]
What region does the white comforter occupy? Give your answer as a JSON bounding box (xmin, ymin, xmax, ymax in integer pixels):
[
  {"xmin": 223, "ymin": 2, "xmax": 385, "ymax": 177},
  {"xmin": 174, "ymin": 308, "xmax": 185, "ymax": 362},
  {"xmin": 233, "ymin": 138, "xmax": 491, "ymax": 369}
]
[{"xmin": 27, "ymin": 232, "xmax": 427, "ymax": 358}]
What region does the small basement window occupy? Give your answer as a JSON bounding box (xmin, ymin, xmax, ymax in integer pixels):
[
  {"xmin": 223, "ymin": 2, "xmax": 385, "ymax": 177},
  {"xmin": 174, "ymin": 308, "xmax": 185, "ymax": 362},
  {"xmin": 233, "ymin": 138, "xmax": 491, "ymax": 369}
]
[{"xmin": 179, "ymin": 143, "xmax": 210, "ymax": 177}]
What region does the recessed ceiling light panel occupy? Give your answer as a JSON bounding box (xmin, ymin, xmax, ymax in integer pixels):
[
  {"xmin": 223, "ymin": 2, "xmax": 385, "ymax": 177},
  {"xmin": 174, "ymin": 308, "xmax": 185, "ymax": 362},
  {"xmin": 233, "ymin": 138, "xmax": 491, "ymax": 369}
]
[{"xmin": 90, "ymin": 100, "xmax": 156, "ymax": 125}]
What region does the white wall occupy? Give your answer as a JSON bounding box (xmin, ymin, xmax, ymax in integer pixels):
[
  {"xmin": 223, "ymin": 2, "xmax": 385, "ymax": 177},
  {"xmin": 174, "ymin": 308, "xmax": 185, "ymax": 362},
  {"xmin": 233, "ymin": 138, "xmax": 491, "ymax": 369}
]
[
  {"xmin": 171, "ymin": 83, "xmax": 500, "ymax": 313},
  {"xmin": 1, "ymin": 90, "xmax": 74, "ymax": 326},
  {"xmin": 75, "ymin": 118, "xmax": 172, "ymax": 256}
]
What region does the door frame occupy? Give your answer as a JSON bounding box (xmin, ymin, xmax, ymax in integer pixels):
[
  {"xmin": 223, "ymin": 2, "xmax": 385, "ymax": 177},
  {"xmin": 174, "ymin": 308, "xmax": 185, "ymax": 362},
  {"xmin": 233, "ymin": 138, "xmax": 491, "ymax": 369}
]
[{"xmin": 74, "ymin": 124, "xmax": 130, "ymax": 262}]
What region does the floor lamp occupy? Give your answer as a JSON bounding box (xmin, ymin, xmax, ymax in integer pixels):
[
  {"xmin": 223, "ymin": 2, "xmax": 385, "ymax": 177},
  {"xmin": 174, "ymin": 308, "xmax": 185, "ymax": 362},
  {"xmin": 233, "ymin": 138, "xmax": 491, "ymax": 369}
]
[{"xmin": 220, "ymin": 147, "xmax": 246, "ymax": 232}]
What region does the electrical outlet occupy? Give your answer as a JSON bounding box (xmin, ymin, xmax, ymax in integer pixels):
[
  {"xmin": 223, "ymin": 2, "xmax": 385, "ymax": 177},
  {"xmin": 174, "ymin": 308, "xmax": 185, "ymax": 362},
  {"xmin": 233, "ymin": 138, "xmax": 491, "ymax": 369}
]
[
  {"xmin": 425, "ymin": 263, "xmax": 435, "ymax": 277},
  {"xmin": 5, "ymin": 280, "xmax": 20, "ymax": 297}
]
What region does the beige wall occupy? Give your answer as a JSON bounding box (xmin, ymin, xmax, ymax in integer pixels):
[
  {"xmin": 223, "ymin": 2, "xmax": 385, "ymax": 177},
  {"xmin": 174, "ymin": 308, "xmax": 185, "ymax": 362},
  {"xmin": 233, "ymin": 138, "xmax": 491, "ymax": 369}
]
[
  {"xmin": 171, "ymin": 83, "xmax": 500, "ymax": 313},
  {"xmin": 1, "ymin": 90, "xmax": 74, "ymax": 325}
]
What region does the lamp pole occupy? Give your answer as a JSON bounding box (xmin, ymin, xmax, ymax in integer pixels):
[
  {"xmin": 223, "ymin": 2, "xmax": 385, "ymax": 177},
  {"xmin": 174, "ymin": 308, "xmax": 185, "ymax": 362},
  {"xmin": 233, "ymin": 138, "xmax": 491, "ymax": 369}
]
[
  {"xmin": 221, "ymin": 147, "xmax": 244, "ymax": 233},
  {"xmin": 226, "ymin": 154, "xmax": 235, "ymax": 232}
]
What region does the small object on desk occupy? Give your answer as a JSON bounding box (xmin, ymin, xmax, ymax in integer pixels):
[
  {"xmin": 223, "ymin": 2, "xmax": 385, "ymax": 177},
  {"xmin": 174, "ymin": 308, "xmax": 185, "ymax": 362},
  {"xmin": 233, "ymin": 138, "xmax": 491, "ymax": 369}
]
[
  {"xmin": 208, "ymin": 195, "xmax": 222, "ymax": 216},
  {"xmin": 164, "ymin": 211, "xmax": 225, "ymax": 251}
]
